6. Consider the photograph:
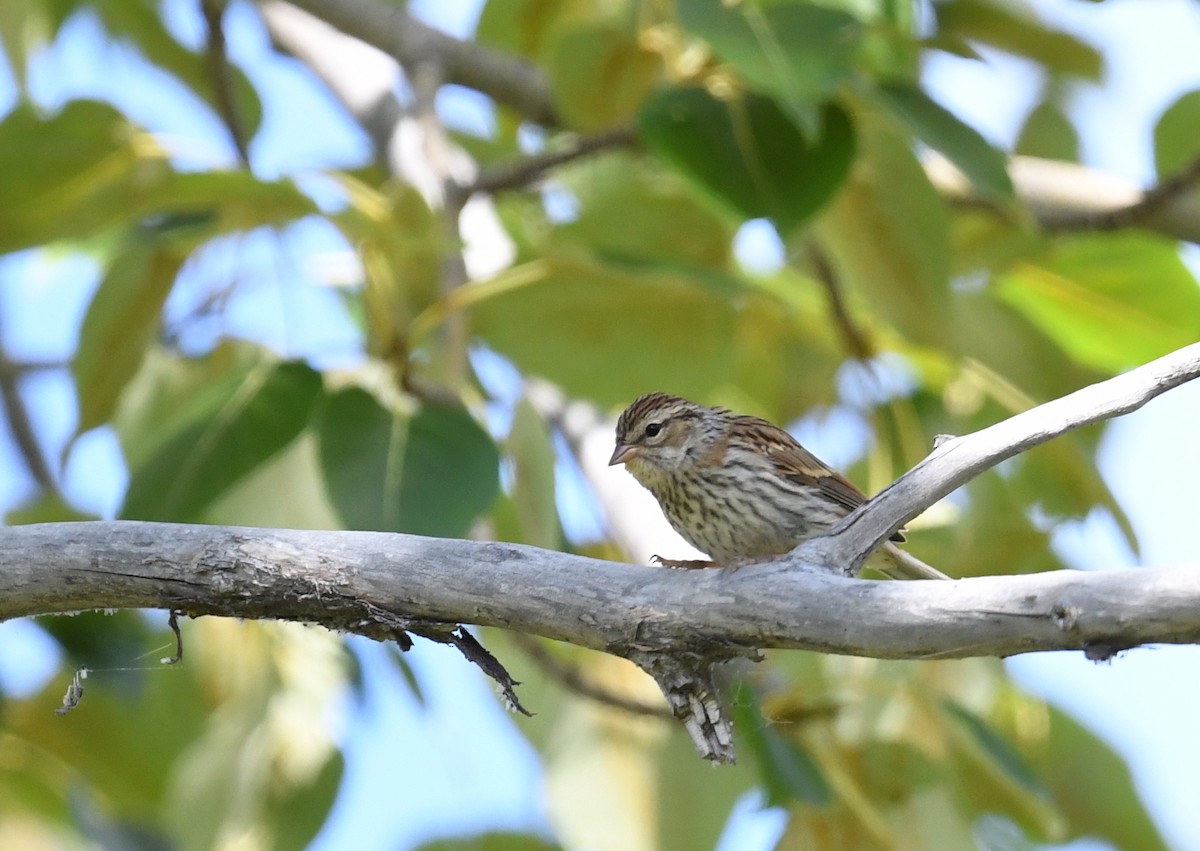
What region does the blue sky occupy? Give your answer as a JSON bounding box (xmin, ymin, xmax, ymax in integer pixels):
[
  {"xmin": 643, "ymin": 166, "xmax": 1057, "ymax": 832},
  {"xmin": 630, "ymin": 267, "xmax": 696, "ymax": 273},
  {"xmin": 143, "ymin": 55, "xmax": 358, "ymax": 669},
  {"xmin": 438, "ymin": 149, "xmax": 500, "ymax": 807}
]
[{"xmin": 2, "ymin": 1, "xmax": 1200, "ymax": 849}]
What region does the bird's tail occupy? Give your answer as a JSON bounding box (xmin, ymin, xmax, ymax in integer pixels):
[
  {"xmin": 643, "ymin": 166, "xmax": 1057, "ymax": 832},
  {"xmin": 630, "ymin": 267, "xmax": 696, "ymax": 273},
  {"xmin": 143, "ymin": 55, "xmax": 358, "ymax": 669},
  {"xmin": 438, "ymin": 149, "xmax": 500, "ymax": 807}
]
[{"xmin": 870, "ymin": 542, "xmax": 950, "ymax": 580}]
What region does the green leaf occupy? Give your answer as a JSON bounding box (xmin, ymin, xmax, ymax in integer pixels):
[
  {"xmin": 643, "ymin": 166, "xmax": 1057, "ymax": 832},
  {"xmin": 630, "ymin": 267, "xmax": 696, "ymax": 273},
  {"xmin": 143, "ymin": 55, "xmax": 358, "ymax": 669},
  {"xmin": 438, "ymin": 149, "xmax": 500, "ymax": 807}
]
[
  {"xmin": 1153, "ymin": 88, "xmax": 1200, "ymax": 180},
  {"xmin": 92, "ymin": 0, "xmax": 263, "ymax": 142},
  {"xmin": 416, "ymin": 834, "xmax": 561, "ymax": 851},
  {"xmin": 1015, "ymin": 101, "xmax": 1079, "ymax": 162},
  {"xmin": 547, "ymin": 22, "xmax": 660, "ymax": 131},
  {"xmin": 943, "ymin": 703, "xmax": 1046, "ymax": 795},
  {"xmin": 270, "ymin": 753, "xmax": 344, "ymax": 851},
  {"xmin": 942, "ymin": 700, "xmax": 1065, "ymax": 841},
  {"xmin": 639, "ymin": 87, "xmax": 856, "ymax": 234},
  {"xmin": 4, "ymin": 492, "xmax": 98, "ymax": 525},
  {"xmin": 120, "ymin": 360, "xmax": 323, "ymax": 521},
  {"xmin": 330, "ymin": 176, "xmax": 442, "ymax": 356},
  {"xmin": 0, "ymin": 98, "xmax": 315, "ymax": 255},
  {"xmin": 875, "ymin": 82, "xmax": 1012, "ymax": 197},
  {"xmin": 200, "ymin": 433, "xmax": 343, "ymax": 530},
  {"xmin": 728, "ymin": 272, "xmax": 844, "ymax": 421},
  {"xmin": 505, "ymin": 399, "xmax": 561, "ymax": 549},
  {"xmin": 814, "ymin": 113, "xmax": 952, "ymax": 347},
  {"xmin": 476, "ymin": 0, "xmax": 592, "ymax": 61},
  {"xmin": 732, "ymin": 684, "xmax": 833, "ymax": 807},
  {"xmin": 0, "ymin": 100, "xmax": 164, "ymax": 252},
  {"xmin": 317, "ymin": 389, "xmax": 500, "ymax": 537},
  {"xmin": 556, "ymin": 151, "xmax": 736, "ymax": 269},
  {"xmin": 936, "ymin": 0, "xmax": 1102, "ymax": 80},
  {"xmin": 1034, "ymin": 706, "xmax": 1169, "ymax": 851},
  {"xmin": 467, "ymin": 255, "xmax": 737, "ymax": 408},
  {"xmin": 994, "ymin": 233, "xmax": 1200, "ymax": 373},
  {"xmin": 676, "ymin": 0, "xmax": 863, "ymax": 135},
  {"xmin": 5, "ymin": 626, "xmax": 213, "ymax": 820},
  {"xmin": 656, "ymin": 723, "xmax": 760, "ymax": 851},
  {"xmin": 74, "ymin": 229, "xmax": 193, "ymax": 434}
]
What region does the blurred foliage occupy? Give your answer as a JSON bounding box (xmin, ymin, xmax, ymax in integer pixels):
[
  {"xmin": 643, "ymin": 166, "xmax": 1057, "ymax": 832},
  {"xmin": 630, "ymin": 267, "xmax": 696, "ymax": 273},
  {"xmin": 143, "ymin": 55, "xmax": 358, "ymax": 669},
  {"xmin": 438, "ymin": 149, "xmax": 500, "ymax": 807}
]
[{"xmin": 0, "ymin": 0, "xmax": 1192, "ymax": 849}]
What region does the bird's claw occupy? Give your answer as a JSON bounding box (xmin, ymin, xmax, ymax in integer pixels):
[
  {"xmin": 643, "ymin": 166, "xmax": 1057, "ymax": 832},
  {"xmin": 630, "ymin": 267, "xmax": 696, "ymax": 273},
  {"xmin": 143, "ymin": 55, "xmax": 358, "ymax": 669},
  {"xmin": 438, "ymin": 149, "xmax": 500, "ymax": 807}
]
[{"xmin": 650, "ymin": 555, "xmax": 721, "ymax": 570}]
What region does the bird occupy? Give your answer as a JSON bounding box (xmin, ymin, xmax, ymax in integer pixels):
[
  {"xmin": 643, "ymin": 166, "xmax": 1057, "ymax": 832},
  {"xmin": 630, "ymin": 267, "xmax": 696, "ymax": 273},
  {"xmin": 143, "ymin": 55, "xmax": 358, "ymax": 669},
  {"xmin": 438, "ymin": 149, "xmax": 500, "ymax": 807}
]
[{"xmin": 608, "ymin": 392, "xmax": 947, "ymax": 580}]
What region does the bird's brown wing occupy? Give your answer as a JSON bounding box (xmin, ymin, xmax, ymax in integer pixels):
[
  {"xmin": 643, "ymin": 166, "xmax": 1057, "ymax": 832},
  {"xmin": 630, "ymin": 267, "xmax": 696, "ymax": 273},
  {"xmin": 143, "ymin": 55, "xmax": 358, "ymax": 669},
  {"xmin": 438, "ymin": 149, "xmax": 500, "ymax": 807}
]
[
  {"xmin": 764, "ymin": 439, "xmax": 866, "ymax": 514},
  {"xmin": 754, "ymin": 419, "xmax": 906, "ymax": 542}
]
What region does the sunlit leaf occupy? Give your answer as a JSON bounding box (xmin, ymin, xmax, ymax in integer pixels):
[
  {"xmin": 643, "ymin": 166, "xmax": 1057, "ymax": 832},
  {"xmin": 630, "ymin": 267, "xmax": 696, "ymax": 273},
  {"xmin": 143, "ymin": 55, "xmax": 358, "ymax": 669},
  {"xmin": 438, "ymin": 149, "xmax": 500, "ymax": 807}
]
[
  {"xmin": 467, "ymin": 255, "xmax": 738, "ymax": 408},
  {"xmin": 556, "ymin": 151, "xmax": 736, "ymax": 269},
  {"xmin": 201, "ymin": 433, "xmax": 343, "ymax": 530},
  {"xmin": 547, "ymin": 22, "xmax": 660, "ymax": 131},
  {"xmin": 815, "ymin": 113, "xmax": 952, "ymax": 347},
  {"xmin": 936, "ymin": 0, "xmax": 1102, "ymax": 79},
  {"xmin": 727, "ymin": 273, "xmax": 844, "ymax": 421},
  {"xmin": 476, "ymin": 0, "xmax": 593, "ymax": 61},
  {"xmin": 74, "ymin": 227, "xmax": 194, "ymax": 434},
  {"xmin": 120, "ymin": 360, "xmax": 323, "ymax": 521},
  {"xmin": 505, "ymin": 399, "xmax": 561, "ymax": 549},
  {"xmin": 639, "ymin": 87, "xmax": 856, "ymax": 235},
  {"xmin": 0, "ymin": 100, "xmax": 166, "ymax": 252},
  {"xmin": 330, "ymin": 176, "xmax": 442, "ymax": 356},
  {"xmin": 317, "ymin": 389, "xmax": 500, "ymax": 537},
  {"xmin": 995, "ymin": 233, "xmax": 1200, "ymax": 373}
]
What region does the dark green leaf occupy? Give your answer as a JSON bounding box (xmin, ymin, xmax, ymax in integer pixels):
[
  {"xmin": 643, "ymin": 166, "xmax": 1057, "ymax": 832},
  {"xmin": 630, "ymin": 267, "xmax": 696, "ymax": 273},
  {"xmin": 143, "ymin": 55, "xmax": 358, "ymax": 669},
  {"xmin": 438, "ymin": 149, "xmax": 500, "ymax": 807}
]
[
  {"xmin": 677, "ymin": 0, "xmax": 863, "ymax": 134},
  {"xmin": 318, "ymin": 389, "xmax": 500, "ymax": 537},
  {"xmin": 1153, "ymin": 88, "xmax": 1200, "ymax": 180},
  {"xmin": 639, "ymin": 87, "xmax": 855, "ymax": 234},
  {"xmin": 120, "ymin": 361, "xmax": 323, "ymax": 521},
  {"xmin": 270, "ymin": 753, "xmax": 344, "ymax": 851},
  {"xmin": 875, "ymin": 82, "xmax": 1012, "ymax": 197},
  {"xmin": 732, "ymin": 684, "xmax": 833, "ymax": 806}
]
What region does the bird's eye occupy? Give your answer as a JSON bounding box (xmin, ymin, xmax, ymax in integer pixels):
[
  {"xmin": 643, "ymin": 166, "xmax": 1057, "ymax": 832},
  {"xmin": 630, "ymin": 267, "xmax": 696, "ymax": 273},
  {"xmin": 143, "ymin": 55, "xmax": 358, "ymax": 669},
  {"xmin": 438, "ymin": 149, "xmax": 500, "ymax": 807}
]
[{"xmin": 644, "ymin": 422, "xmax": 662, "ymax": 438}]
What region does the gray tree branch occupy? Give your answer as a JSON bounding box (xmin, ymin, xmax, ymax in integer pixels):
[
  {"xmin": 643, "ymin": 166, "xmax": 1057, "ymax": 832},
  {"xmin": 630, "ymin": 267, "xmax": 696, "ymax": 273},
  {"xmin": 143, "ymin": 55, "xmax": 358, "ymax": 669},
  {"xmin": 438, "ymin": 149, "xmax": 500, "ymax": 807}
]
[
  {"xmin": 1, "ymin": 522, "xmax": 1198, "ymax": 660},
  {"xmin": 279, "ymin": 0, "xmax": 557, "ymax": 125},
  {"xmin": 811, "ymin": 341, "xmax": 1200, "ymax": 573}
]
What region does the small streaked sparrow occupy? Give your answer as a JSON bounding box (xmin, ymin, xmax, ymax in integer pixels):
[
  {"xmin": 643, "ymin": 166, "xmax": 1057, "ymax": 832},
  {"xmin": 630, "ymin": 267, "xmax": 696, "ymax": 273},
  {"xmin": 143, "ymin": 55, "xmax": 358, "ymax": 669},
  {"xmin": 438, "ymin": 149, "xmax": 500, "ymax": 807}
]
[{"xmin": 609, "ymin": 392, "xmax": 947, "ymax": 580}]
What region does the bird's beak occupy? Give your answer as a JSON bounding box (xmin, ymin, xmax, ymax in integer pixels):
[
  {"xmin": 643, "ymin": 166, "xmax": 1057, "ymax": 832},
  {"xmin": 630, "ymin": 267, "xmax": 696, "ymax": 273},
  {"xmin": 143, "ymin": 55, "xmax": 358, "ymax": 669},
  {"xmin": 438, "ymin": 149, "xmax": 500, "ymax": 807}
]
[{"xmin": 608, "ymin": 443, "xmax": 637, "ymax": 466}]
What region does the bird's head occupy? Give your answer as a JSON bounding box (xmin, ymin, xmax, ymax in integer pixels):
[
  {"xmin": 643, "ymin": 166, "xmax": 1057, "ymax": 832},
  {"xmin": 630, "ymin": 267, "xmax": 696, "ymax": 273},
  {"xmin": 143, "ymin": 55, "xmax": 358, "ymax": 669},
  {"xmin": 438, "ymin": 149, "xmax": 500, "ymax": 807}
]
[{"xmin": 608, "ymin": 392, "xmax": 725, "ymax": 477}]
